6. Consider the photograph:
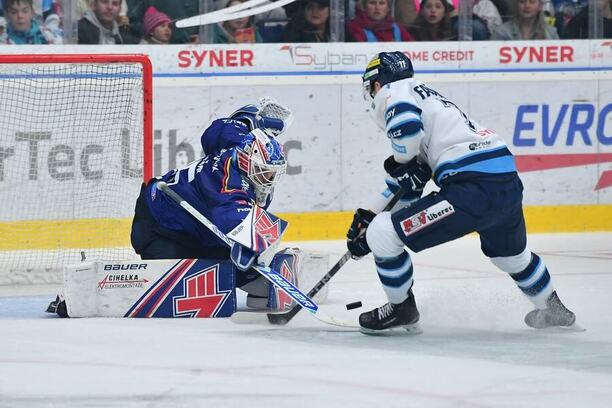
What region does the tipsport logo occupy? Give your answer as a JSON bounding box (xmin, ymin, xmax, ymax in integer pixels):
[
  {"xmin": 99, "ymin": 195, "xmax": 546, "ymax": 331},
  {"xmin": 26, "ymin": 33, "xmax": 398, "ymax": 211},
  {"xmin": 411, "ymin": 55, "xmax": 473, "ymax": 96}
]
[{"xmin": 280, "ymin": 45, "xmax": 369, "ymax": 70}]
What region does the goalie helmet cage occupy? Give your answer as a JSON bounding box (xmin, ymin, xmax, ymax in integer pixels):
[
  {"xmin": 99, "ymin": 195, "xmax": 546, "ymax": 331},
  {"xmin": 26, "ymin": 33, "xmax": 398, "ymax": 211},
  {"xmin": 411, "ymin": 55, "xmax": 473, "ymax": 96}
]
[{"xmin": 0, "ymin": 54, "xmax": 153, "ymax": 285}]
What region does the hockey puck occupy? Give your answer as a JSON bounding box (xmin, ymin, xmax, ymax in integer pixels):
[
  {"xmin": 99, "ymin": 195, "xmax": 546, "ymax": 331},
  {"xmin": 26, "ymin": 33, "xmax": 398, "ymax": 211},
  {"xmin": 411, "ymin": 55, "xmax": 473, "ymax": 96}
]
[{"xmin": 345, "ymin": 301, "xmax": 363, "ymax": 310}]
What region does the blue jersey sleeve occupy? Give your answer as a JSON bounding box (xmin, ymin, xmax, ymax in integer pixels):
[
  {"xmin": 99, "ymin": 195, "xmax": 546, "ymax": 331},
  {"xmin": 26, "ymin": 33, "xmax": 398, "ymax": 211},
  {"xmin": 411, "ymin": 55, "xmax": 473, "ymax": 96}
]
[
  {"xmin": 147, "ymin": 149, "xmax": 258, "ymax": 252},
  {"xmin": 200, "ymin": 118, "xmax": 251, "ymax": 155}
]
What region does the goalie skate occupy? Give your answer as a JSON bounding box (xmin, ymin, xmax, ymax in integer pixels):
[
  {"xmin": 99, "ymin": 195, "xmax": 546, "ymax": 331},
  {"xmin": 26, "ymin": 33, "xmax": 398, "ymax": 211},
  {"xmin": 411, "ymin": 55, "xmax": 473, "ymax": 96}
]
[{"xmin": 359, "ymin": 289, "xmax": 422, "ymax": 335}]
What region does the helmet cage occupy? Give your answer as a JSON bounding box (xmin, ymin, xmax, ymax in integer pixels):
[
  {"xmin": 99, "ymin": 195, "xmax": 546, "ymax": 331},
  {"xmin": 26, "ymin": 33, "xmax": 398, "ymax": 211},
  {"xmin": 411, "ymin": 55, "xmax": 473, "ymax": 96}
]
[{"xmin": 237, "ymin": 128, "xmax": 287, "ymax": 196}]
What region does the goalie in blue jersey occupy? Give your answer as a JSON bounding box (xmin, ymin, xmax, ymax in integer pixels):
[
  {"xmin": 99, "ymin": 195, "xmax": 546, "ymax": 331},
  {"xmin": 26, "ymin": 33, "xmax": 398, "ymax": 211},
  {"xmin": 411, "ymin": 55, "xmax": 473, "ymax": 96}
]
[{"xmin": 130, "ymin": 98, "xmax": 293, "ymax": 297}]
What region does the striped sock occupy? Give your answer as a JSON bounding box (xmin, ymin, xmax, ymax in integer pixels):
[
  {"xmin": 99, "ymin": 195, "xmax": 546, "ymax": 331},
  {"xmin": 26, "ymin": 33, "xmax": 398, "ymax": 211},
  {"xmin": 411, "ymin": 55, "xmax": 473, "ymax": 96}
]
[
  {"xmin": 508, "ymin": 253, "xmax": 554, "ymax": 309},
  {"xmin": 375, "ymin": 250, "xmax": 414, "ymax": 304}
]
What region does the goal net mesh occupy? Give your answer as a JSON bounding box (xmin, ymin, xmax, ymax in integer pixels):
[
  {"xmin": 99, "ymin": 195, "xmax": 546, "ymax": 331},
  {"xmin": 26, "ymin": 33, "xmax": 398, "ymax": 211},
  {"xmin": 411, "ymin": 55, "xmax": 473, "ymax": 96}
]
[{"xmin": 0, "ymin": 58, "xmax": 150, "ymax": 284}]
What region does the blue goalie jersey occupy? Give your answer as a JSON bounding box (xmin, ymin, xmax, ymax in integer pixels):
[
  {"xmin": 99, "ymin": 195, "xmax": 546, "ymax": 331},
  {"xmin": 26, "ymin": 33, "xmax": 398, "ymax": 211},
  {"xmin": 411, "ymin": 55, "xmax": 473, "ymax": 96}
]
[{"xmin": 146, "ymin": 147, "xmax": 259, "ymax": 252}]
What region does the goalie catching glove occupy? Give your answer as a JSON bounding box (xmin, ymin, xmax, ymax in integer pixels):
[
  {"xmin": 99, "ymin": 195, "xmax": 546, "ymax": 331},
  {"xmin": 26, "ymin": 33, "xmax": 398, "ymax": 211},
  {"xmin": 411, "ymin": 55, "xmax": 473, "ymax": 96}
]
[
  {"xmin": 384, "ymin": 156, "xmax": 431, "ymax": 197},
  {"xmin": 346, "ymin": 208, "xmax": 376, "ymax": 259}
]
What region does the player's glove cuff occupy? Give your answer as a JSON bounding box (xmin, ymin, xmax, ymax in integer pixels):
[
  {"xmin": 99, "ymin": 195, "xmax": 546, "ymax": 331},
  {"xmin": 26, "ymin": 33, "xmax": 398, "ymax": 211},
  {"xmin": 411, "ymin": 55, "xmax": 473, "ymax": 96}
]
[
  {"xmin": 346, "ymin": 208, "xmax": 375, "ymax": 259},
  {"xmin": 384, "ymin": 156, "xmax": 432, "ymax": 193}
]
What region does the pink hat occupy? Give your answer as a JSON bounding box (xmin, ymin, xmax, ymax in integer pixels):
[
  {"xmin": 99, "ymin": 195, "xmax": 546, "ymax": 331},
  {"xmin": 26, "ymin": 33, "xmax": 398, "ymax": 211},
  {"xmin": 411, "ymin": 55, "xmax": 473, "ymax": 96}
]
[{"xmin": 143, "ymin": 6, "xmax": 172, "ymax": 36}]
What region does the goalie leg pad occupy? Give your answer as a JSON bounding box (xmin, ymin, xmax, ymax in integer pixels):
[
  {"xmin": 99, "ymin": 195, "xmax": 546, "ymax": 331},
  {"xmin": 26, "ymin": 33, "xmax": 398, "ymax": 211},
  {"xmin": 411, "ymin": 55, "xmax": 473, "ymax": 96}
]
[{"xmin": 61, "ymin": 259, "xmax": 237, "ymax": 318}]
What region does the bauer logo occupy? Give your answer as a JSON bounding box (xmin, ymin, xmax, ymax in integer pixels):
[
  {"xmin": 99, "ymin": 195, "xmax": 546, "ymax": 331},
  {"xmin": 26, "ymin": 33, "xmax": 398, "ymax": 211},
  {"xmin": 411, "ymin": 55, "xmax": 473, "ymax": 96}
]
[
  {"xmin": 103, "ymin": 264, "xmax": 148, "ymax": 271},
  {"xmin": 98, "ymin": 274, "xmax": 149, "ymax": 290},
  {"xmin": 401, "ymin": 201, "xmax": 455, "ymax": 236}
]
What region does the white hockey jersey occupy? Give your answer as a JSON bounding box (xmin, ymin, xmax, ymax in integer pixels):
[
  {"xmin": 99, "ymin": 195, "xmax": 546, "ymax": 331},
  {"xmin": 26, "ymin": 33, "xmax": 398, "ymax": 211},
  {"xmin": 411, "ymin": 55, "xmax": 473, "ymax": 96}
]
[{"xmin": 369, "ymin": 77, "xmax": 517, "ymax": 209}]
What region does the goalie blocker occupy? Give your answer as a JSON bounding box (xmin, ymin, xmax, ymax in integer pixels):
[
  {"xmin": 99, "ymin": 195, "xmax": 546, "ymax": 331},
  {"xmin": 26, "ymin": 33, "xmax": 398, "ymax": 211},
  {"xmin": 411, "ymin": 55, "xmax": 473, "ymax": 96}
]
[{"xmin": 49, "ymin": 248, "xmax": 329, "ymax": 318}]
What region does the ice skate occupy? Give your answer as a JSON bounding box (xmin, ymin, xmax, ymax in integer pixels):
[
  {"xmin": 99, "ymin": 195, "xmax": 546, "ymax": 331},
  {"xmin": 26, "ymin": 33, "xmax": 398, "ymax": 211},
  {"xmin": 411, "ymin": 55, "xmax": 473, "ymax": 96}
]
[
  {"xmin": 360, "ymin": 289, "xmax": 421, "ymax": 335},
  {"xmin": 524, "ymin": 291, "xmax": 582, "ymax": 331}
]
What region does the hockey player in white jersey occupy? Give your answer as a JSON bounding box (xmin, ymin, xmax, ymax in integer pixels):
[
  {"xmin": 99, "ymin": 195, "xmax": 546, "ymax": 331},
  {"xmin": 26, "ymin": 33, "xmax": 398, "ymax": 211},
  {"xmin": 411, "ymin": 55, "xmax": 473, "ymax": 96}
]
[{"xmin": 347, "ymin": 51, "xmax": 577, "ymax": 334}]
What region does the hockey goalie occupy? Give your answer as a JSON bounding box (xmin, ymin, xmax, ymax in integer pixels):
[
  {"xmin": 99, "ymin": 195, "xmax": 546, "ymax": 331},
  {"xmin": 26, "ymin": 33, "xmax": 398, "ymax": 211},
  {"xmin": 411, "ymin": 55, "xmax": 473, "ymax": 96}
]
[{"xmin": 48, "ymin": 98, "xmax": 328, "ymax": 318}]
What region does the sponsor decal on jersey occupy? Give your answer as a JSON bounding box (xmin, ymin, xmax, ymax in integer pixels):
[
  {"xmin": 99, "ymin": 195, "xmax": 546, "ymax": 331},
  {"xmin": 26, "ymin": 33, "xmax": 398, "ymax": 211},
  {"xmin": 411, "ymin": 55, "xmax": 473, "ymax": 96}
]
[
  {"xmin": 400, "ymin": 200, "xmax": 455, "ymax": 236},
  {"xmin": 468, "ymin": 140, "xmax": 492, "ymax": 151},
  {"xmin": 98, "ymin": 274, "xmax": 149, "ymax": 290},
  {"xmin": 391, "ymin": 140, "xmax": 407, "ymax": 153}
]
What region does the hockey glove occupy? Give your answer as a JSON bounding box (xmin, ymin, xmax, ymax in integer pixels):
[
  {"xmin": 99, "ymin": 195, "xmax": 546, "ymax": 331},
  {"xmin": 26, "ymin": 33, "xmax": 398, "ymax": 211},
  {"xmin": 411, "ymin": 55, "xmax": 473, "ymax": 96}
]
[
  {"xmin": 346, "ymin": 208, "xmax": 375, "ymax": 259},
  {"xmin": 230, "ymin": 244, "xmax": 259, "ymax": 271},
  {"xmin": 384, "ymin": 156, "xmax": 432, "ymax": 195}
]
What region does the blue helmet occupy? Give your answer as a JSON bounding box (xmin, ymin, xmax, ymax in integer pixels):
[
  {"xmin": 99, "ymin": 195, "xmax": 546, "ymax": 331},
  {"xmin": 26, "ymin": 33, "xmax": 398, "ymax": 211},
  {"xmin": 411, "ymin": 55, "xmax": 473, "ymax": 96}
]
[{"xmin": 362, "ymin": 52, "xmax": 414, "ymax": 100}]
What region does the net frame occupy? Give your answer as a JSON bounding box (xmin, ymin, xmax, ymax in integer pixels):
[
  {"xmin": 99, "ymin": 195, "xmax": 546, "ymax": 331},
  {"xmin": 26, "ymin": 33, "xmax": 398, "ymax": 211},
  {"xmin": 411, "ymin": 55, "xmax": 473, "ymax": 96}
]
[{"xmin": 0, "ymin": 54, "xmax": 153, "ymax": 284}]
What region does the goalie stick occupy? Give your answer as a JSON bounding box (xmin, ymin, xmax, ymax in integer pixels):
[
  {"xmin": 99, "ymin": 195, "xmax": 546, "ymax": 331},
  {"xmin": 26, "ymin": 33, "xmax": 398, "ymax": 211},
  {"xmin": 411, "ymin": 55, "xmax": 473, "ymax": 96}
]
[
  {"xmin": 267, "ymin": 187, "xmax": 406, "ymax": 325},
  {"xmin": 155, "ymin": 181, "xmax": 352, "ymax": 328}
]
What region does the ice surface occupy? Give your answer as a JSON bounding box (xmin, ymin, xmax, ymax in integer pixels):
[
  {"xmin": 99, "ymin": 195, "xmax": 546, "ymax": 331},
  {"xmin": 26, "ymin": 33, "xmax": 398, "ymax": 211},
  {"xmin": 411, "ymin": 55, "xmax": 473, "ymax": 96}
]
[{"xmin": 1, "ymin": 233, "xmax": 611, "ymax": 408}]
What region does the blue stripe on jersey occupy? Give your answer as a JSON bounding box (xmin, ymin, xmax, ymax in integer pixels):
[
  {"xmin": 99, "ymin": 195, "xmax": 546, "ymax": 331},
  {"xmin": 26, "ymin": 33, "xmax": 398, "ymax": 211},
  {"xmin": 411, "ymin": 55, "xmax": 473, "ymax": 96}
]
[
  {"xmin": 385, "ymin": 102, "xmax": 422, "ymax": 122},
  {"xmin": 391, "ymin": 140, "xmax": 407, "ymax": 153},
  {"xmin": 434, "ymin": 147, "xmax": 516, "ymax": 183},
  {"xmin": 387, "ymin": 119, "xmax": 424, "ymax": 140}
]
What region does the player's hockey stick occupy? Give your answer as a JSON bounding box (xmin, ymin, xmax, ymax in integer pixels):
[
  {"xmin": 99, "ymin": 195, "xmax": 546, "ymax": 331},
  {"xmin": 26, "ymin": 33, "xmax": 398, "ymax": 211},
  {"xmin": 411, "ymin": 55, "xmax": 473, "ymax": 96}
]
[
  {"xmin": 267, "ymin": 187, "xmax": 406, "ymax": 325},
  {"xmin": 155, "ymin": 181, "xmax": 352, "ymax": 327}
]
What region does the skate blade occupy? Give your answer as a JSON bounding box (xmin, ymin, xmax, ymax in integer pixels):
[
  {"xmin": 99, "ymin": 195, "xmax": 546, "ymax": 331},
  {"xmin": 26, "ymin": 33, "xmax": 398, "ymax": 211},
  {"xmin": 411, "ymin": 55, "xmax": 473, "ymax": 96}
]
[
  {"xmin": 360, "ymin": 323, "xmax": 423, "ymax": 336},
  {"xmin": 534, "ymin": 322, "xmax": 586, "ymax": 333}
]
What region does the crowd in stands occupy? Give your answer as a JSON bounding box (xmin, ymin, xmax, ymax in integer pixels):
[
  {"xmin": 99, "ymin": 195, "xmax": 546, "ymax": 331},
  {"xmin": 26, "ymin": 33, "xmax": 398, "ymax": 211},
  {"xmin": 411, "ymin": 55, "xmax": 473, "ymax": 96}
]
[{"xmin": 0, "ymin": 0, "xmax": 609, "ymax": 44}]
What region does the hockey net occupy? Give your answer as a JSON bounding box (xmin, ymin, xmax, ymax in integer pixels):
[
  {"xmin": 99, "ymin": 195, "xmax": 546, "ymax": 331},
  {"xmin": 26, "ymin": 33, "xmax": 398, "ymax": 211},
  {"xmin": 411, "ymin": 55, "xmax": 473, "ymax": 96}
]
[{"xmin": 0, "ymin": 54, "xmax": 153, "ymax": 285}]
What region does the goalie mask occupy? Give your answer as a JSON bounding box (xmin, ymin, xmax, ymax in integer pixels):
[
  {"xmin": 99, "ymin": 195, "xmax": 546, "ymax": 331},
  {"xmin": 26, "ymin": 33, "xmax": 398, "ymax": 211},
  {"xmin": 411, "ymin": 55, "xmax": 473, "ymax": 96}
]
[
  {"xmin": 363, "ymin": 52, "xmax": 414, "ymax": 101},
  {"xmin": 230, "ymin": 97, "xmax": 294, "ymax": 137},
  {"xmin": 236, "ymin": 128, "xmax": 287, "ymax": 205}
]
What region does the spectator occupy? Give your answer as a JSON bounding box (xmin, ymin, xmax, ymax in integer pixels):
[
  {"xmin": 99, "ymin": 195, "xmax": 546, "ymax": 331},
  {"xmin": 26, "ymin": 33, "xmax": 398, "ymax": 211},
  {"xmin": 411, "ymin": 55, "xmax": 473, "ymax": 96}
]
[
  {"xmin": 140, "ymin": 5, "xmax": 171, "ymax": 43},
  {"xmin": 408, "ymin": 0, "xmax": 457, "ymax": 41},
  {"xmin": 0, "ymin": 16, "xmax": 6, "ymax": 42},
  {"xmin": 3, "ymin": 0, "xmax": 62, "ymax": 44},
  {"xmin": 127, "ymin": 0, "xmax": 199, "ymax": 44},
  {"xmin": 395, "ymin": 0, "xmax": 460, "ymax": 27},
  {"xmin": 214, "ymin": 0, "xmax": 262, "ymax": 43},
  {"xmin": 346, "ymin": 0, "xmax": 414, "ymax": 42},
  {"xmin": 561, "ymin": 0, "xmax": 611, "ymax": 38},
  {"xmin": 78, "ymin": 0, "xmax": 140, "ymax": 43},
  {"xmin": 474, "ymin": 0, "xmax": 503, "ymax": 32},
  {"xmin": 491, "ymin": 0, "xmax": 559, "ymax": 39},
  {"xmin": 283, "ymin": 0, "xmax": 330, "ymax": 42}
]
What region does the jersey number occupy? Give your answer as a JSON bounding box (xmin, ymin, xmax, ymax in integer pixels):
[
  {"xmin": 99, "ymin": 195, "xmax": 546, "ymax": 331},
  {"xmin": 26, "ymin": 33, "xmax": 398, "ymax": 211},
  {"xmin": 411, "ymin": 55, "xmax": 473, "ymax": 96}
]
[{"xmin": 438, "ymin": 97, "xmax": 476, "ymax": 132}]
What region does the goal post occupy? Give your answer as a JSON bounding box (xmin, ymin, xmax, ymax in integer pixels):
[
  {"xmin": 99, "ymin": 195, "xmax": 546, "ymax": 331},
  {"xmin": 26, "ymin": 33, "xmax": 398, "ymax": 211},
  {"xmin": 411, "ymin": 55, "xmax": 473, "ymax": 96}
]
[{"xmin": 0, "ymin": 54, "xmax": 153, "ymax": 284}]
